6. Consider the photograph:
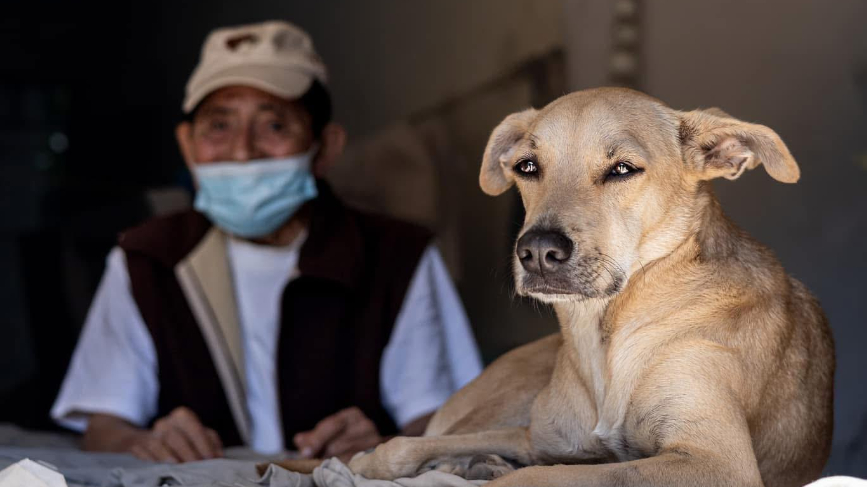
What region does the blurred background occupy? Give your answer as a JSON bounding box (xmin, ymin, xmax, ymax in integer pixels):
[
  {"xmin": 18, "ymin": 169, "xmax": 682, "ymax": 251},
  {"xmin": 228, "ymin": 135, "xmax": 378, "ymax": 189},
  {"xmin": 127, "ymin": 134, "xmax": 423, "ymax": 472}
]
[{"xmin": 1, "ymin": 0, "xmax": 865, "ymax": 476}]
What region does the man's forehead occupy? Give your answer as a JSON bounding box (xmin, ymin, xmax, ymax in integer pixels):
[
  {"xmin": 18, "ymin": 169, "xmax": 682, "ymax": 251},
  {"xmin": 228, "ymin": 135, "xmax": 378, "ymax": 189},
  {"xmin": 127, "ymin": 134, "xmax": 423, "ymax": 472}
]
[{"xmin": 197, "ymin": 86, "xmax": 296, "ymax": 114}]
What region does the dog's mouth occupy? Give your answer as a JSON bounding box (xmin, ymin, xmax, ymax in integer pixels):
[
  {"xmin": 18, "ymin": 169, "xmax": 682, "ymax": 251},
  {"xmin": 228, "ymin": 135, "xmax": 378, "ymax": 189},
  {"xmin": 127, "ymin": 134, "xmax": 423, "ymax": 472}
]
[
  {"xmin": 511, "ymin": 227, "xmax": 628, "ymax": 302},
  {"xmin": 516, "ymin": 262, "xmax": 625, "ymax": 302},
  {"xmin": 519, "ymin": 280, "xmax": 614, "ymax": 300}
]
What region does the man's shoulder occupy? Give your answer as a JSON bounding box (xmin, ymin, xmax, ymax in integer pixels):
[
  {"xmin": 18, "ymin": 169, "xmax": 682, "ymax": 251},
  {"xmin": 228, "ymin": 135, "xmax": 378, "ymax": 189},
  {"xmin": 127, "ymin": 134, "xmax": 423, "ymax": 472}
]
[{"xmin": 118, "ymin": 209, "xmax": 211, "ymax": 266}]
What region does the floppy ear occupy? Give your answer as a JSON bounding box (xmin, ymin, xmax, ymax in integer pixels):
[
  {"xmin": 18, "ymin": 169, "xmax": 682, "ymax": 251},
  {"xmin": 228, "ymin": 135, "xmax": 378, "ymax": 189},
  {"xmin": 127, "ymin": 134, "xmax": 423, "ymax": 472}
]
[
  {"xmin": 678, "ymin": 108, "xmax": 800, "ymax": 183},
  {"xmin": 480, "ymin": 108, "xmax": 538, "ymax": 195}
]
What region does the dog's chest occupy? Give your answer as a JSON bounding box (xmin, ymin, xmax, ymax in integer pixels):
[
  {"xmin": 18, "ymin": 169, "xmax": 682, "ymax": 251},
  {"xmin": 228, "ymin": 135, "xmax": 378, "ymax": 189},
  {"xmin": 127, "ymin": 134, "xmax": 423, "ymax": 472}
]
[
  {"xmin": 595, "ymin": 319, "xmax": 667, "ymax": 461},
  {"xmin": 534, "ymin": 371, "xmax": 648, "ymax": 464},
  {"xmin": 539, "ymin": 383, "xmax": 654, "ymax": 464},
  {"xmin": 538, "ymin": 308, "xmax": 659, "ymax": 463}
]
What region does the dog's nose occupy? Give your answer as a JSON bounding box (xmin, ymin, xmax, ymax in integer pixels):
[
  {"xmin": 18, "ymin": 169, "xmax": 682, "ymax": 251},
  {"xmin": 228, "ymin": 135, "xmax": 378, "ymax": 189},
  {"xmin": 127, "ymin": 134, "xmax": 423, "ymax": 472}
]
[{"xmin": 516, "ymin": 230, "xmax": 573, "ymax": 275}]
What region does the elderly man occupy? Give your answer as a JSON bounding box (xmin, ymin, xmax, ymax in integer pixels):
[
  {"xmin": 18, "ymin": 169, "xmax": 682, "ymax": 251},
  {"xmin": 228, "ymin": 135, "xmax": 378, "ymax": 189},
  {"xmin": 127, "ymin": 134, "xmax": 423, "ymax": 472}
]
[{"xmin": 51, "ymin": 20, "xmax": 481, "ymax": 463}]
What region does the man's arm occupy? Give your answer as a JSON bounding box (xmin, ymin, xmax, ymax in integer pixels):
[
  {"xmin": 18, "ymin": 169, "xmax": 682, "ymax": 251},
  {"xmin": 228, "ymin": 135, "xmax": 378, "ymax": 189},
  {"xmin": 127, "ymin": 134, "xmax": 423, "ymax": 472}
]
[
  {"xmin": 293, "ymin": 408, "xmax": 434, "ymax": 462},
  {"xmin": 51, "ymin": 248, "xmax": 159, "ymax": 433},
  {"xmin": 379, "ymin": 244, "xmax": 482, "ymax": 429},
  {"xmin": 52, "ymin": 248, "xmax": 222, "ymax": 462},
  {"xmin": 294, "ymin": 245, "xmax": 482, "ymax": 461}
]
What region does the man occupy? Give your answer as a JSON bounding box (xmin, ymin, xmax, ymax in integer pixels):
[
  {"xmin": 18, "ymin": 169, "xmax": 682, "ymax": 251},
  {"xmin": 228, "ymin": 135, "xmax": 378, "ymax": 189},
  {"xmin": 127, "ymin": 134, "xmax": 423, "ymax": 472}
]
[{"xmin": 51, "ymin": 20, "xmax": 482, "ymax": 463}]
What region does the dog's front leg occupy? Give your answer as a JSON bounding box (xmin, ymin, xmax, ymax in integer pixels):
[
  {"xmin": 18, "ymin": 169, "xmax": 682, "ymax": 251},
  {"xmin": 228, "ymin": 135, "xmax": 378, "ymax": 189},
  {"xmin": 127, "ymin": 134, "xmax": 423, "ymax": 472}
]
[
  {"xmin": 487, "ymin": 450, "xmax": 763, "ymax": 487},
  {"xmin": 348, "ymin": 428, "xmax": 533, "ymax": 480},
  {"xmin": 490, "ymin": 349, "xmax": 766, "ymax": 487}
]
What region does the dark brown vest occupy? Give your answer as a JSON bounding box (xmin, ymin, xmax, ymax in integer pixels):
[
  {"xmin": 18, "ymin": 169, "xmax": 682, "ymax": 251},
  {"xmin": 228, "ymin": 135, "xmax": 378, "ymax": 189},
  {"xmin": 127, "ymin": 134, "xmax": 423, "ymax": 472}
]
[{"xmin": 118, "ymin": 183, "xmax": 432, "ymax": 447}]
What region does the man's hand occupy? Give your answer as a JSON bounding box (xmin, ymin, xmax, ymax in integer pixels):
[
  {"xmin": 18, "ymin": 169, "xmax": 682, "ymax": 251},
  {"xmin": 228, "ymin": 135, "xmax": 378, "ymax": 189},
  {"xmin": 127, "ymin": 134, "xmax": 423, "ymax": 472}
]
[
  {"xmin": 132, "ymin": 407, "xmax": 223, "ymax": 462},
  {"xmin": 84, "ymin": 407, "xmax": 223, "ymax": 463},
  {"xmin": 293, "ymin": 407, "xmax": 383, "ymax": 461}
]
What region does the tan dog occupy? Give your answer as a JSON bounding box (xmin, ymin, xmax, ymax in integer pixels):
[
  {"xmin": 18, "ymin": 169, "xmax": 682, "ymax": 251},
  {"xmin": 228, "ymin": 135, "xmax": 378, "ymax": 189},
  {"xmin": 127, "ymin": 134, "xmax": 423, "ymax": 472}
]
[{"xmin": 345, "ymin": 88, "xmax": 835, "ymax": 487}]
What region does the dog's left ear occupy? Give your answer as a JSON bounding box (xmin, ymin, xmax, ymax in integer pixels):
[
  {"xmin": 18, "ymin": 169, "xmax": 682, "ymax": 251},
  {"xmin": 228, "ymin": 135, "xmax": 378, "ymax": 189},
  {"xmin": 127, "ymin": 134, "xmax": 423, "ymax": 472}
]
[
  {"xmin": 678, "ymin": 109, "xmax": 800, "ymax": 183},
  {"xmin": 480, "ymin": 108, "xmax": 538, "ymax": 195}
]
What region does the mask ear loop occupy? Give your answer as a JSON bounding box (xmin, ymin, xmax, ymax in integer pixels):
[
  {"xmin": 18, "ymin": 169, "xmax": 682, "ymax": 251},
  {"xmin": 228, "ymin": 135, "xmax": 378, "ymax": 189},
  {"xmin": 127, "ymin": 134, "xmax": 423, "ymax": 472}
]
[
  {"xmin": 305, "ymin": 142, "xmax": 322, "ymax": 176},
  {"xmin": 305, "ymin": 142, "xmax": 321, "ymax": 162}
]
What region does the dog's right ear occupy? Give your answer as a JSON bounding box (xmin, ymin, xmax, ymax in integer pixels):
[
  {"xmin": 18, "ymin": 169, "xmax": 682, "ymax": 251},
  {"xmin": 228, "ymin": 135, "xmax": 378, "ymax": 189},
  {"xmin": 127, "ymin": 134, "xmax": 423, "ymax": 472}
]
[
  {"xmin": 480, "ymin": 109, "xmax": 538, "ymax": 195},
  {"xmin": 678, "ymin": 108, "xmax": 800, "ymax": 183}
]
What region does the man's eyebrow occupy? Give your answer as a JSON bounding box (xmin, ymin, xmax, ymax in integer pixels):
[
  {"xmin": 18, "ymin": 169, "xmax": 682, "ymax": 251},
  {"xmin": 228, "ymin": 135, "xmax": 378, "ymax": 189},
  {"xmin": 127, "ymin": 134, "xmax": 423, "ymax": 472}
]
[
  {"xmin": 197, "ymin": 106, "xmax": 234, "ymax": 118},
  {"xmin": 257, "ymin": 102, "xmax": 288, "ymax": 114}
]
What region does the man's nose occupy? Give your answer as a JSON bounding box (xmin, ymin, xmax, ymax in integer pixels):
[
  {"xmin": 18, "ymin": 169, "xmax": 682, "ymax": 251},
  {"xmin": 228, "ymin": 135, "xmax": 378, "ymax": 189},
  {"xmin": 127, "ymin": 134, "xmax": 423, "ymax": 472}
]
[
  {"xmin": 516, "ymin": 229, "xmax": 573, "ymax": 275},
  {"xmin": 232, "ymin": 128, "xmax": 256, "ymax": 161}
]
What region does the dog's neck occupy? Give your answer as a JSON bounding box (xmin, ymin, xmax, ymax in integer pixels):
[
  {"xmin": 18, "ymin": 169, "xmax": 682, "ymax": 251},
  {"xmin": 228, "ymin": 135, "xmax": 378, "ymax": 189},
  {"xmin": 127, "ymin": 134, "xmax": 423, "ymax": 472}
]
[
  {"xmin": 693, "ymin": 185, "xmax": 749, "ymax": 261},
  {"xmin": 550, "ymin": 183, "xmax": 735, "ymax": 408},
  {"xmin": 630, "ymin": 181, "xmax": 712, "ymax": 271},
  {"xmin": 554, "ymin": 299, "xmax": 611, "ymax": 408}
]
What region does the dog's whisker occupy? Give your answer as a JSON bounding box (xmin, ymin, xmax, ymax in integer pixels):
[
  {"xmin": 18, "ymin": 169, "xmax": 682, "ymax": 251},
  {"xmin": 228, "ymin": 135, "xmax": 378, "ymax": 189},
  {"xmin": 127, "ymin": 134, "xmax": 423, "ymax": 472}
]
[{"xmin": 636, "ymin": 258, "xmax": 648, "ymax": 287}]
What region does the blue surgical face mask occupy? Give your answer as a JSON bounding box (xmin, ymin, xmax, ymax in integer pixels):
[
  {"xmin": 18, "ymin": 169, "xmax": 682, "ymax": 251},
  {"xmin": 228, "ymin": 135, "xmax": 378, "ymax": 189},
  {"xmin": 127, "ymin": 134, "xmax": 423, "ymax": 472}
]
[{"xmin": 192, "ymin": 146, "xmax": 319, "ymax": 238}]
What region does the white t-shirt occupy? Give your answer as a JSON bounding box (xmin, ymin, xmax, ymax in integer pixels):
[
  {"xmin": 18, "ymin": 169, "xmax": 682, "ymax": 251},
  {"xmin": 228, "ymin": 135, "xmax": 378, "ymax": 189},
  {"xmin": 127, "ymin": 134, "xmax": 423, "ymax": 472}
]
[{"xmin": 51, "ymin": 236, "xmax": 482, "ymax": 454}]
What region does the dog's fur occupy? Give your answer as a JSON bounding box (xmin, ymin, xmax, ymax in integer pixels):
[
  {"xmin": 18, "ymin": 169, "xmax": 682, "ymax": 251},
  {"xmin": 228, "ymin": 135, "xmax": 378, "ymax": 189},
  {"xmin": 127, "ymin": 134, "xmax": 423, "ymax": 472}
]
[{"xmin": 345, "ymin": 88, "xmax": 834, "ymax": 487}]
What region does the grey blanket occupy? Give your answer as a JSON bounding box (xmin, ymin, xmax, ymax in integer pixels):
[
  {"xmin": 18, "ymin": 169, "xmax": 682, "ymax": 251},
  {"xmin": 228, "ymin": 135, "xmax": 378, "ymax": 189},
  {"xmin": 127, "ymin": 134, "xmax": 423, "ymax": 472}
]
[
  {"xmin": 0, "ymin": 446, "xmax": 292, "ymax": 487},
  {"xmin": 0, "ymin": 448, "xmax": 485, "ymax": 487},
  {"xmin": 0, "ymin": 425, "xmax": 481, "ymax": 487}
]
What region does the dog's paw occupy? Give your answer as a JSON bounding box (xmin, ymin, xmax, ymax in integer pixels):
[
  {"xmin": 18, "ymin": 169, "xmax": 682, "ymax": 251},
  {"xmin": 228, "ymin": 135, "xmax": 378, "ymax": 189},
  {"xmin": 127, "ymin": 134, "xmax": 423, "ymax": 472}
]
[
  {"xmin": 421, "ymin": 457, "xmax": 469, "ymax": 476},
  {"xmin": 466, "ymin": 454, "xmax": 516, "ymax": 480},
  {"xmin": 420, "ymin": 454, "xmax": 516, "ymax": 480},
  {"xmin": 347, "ymin": 437, "xmax": 419, "ymax": 480}
]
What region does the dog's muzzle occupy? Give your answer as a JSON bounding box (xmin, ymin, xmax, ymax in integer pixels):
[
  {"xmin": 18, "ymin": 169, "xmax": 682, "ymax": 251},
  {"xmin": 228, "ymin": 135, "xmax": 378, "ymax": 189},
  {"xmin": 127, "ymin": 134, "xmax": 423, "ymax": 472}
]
[
  {"xmin": 516, "ymin": 229, "xmax": 573, "ymax": 275},
  {"xmin": 515, "ymin": 228, "xmax": 624, "ymax": 299}
]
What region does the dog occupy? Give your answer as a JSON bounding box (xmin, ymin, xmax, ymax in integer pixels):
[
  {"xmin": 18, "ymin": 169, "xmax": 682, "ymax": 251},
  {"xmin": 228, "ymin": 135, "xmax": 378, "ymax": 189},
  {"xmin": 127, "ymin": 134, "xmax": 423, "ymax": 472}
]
[{"xmin": 343, "ymin": 87, "xmax": 835, "ymax": 487}]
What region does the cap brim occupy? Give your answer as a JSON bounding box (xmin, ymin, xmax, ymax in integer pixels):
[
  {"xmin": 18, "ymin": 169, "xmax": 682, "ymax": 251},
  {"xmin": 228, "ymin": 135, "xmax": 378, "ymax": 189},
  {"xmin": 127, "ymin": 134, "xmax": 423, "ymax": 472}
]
[{"xmin": 183, "ymin": 64, "xmax": 316, "ymax": 113}]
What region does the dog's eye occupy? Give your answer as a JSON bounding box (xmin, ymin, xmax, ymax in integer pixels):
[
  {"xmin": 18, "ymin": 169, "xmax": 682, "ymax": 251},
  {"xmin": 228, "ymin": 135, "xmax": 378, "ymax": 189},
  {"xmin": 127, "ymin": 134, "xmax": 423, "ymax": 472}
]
[
  {"xmin": 515, "ymin": 159, "xmax": 539, "ymax": 176},
  {"xmin": 610, "ymin": 162, "xmax": 633, "ymax": 176},
  {"xmin": 605, "ymin": 161, "xmax": 643, "ymax": 182}
]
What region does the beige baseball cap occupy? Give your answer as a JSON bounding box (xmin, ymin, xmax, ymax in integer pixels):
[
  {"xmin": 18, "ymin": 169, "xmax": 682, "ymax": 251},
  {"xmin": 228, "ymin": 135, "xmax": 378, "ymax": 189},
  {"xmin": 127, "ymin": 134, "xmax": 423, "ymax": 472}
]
[{"xmin": 183, "ymin": 20, "xmax": 328, "ymax": 113}]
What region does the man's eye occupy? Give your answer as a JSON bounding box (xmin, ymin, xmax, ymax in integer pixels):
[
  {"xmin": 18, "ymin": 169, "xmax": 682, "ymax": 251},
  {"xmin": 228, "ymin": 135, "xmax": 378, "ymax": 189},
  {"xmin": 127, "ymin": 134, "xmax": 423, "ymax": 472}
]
[
  {"xmin": 210, "ymin": 121, "xmax": 229, "ymax": 131},
  {"xmin": 269, "ymin": 122, "xmax": 285, "ymax": 132},
  {"xmin": 515, "ymin": 159, "xmax": 539, "ymax": 175}
]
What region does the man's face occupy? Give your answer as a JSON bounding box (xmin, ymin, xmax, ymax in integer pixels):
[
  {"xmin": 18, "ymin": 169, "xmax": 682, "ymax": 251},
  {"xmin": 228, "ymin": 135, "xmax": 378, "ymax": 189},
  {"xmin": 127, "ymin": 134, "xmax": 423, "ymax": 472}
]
[{"xmin": 186, "ymin": 85, "xmax": 314, "ymax": 164}]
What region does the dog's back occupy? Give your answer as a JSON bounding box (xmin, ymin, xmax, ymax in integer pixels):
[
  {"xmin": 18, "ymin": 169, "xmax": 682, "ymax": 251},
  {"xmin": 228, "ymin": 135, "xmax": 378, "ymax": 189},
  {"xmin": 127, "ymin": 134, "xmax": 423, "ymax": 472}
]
[
  {"xmin": 748, "ymin": 272, "xmax": 834, "ymax": 485},
  {"xmin": 641, "ymin": 198, "xmax": 835, "ymax": 486},
  {"xmin": 695, "ymin": 200, "xmax": 834, "ymax": 485}
]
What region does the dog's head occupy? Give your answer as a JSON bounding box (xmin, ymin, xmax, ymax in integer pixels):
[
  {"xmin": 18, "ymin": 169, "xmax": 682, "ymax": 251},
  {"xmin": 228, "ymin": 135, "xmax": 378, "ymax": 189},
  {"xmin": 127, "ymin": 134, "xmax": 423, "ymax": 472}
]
[{"xmin": 481, "ymin": 87, "xmax": 799, "ymax": 303}]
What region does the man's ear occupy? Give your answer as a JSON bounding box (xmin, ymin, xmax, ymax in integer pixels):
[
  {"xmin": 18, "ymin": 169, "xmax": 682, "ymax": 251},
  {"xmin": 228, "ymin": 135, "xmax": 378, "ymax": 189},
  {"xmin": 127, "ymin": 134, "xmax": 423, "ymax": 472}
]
[
  {"xmin": 313, "ymin": 122, "xmax": 347, "ymax": 178},
  {"xmin": 175, "ymin": 122, "xmax": 196, "ymax": 173},
  {"xmin": 678, "ymin": 108, "xmax": 800, "ymax": 183},
  {"xmin": 479, "ymin": 108, "xmax": 538, "ymax": 195}
]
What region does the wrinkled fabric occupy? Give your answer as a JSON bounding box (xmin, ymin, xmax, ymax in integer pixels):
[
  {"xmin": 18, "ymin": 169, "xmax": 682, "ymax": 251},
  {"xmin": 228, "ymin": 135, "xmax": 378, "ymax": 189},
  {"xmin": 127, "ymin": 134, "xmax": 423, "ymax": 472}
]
[
  {"xmin": 0, "ymin": 447, "xmax": 145, "ymax": 486},
  {"xmin": 111, "ymin": 459, "xmax": 297, "ymax": 487},
  {"xmin": 0, "ymin": 447, "xmax": 302, "ymax": 487},
  {"xmin": 4, "ymin": 442, "xmax": 866, "ymax": 487},
  {"xmin": 312, "ymin": 458, "xmax": 485, "ymax": 487},
  {"xmin": 255, "ymin": 464, "xmax": 314, "ymax": 487},
  {"xmin": 0, "ymin": 447, "xmax": 484, "ymax": 487}
]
